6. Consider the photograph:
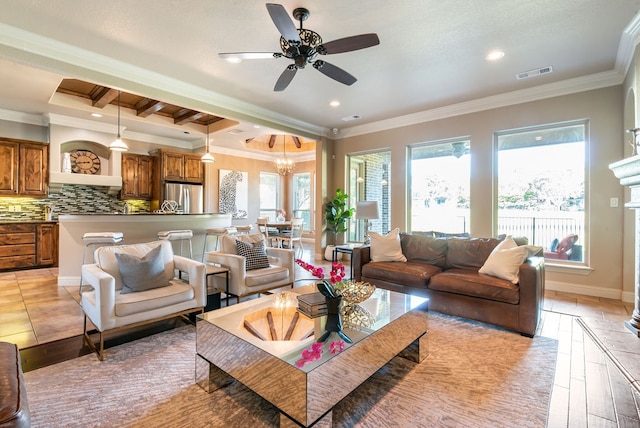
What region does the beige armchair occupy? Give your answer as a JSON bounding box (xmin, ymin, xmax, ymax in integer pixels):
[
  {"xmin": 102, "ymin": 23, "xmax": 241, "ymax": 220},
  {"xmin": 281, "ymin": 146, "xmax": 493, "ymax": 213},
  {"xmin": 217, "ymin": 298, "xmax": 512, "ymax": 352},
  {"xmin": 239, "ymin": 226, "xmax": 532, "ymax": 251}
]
[
  {"xmin": 80, "ymin": 240, "xmax": 206, "ymax": 360},
  {"xmin": 205, "ymin": 233, "xmax": 295, "ymax": 303}
]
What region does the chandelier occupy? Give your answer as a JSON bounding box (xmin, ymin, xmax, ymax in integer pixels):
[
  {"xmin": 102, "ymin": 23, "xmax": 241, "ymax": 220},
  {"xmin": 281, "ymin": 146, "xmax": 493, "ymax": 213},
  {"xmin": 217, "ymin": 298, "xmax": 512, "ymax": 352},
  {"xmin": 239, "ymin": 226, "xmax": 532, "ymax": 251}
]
[{"xmin": 275, "ymin": 136, "xmax": 295, "ymax": 175}]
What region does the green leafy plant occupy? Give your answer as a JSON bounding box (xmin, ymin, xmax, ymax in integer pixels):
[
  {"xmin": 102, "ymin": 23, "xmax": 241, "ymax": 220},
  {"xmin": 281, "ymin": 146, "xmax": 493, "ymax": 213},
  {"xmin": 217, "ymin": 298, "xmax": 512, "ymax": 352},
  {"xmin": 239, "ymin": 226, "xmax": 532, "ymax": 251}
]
[{"xmin": 325, "ymin": 188, "xmax": 354, "ymax": 239}]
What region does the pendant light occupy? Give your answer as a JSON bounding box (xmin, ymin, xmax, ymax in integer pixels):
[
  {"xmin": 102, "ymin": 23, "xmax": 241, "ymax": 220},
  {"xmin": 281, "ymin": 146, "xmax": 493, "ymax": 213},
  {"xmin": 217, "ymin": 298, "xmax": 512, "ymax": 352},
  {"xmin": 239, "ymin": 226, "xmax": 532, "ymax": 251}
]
[
  {"xmin": 109, "ymin": 91, "xmax": 129, "ymax": 152},
  {"xmin": 275, "ymin": 135, "xmax": 294, "ymax": 175},
  {"xmin": 201, "ymin": 115, "xmax": 215, "ymax": 163}
]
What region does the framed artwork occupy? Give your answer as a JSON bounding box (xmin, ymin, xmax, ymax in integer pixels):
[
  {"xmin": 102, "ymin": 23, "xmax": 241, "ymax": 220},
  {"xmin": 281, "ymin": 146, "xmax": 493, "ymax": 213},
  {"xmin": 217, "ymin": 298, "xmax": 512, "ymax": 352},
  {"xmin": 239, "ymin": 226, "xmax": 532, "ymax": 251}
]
[{"xmin": 219, "ymin": 169, "xmax": 248, "ymax": 219}]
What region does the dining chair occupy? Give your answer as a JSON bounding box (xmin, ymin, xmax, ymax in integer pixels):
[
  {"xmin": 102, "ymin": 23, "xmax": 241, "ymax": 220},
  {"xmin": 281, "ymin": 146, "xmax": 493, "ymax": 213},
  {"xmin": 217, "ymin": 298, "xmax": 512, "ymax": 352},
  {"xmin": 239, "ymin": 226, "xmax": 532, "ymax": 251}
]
[
  {"xmin": 277, "ymin": 217, "xmax": 304, "ymax": 255},
  {"xmin": 256, "ymin": 217, "xmax": 279, "ymax": 247}
]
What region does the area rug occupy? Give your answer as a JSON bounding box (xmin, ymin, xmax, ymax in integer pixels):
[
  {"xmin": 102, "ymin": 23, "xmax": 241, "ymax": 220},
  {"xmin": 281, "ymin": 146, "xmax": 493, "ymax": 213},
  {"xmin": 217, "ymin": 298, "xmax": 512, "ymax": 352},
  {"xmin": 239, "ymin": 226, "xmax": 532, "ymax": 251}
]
[{"xmin": 24, "ymin": 312, "xmax": 558, "ymax": 427}]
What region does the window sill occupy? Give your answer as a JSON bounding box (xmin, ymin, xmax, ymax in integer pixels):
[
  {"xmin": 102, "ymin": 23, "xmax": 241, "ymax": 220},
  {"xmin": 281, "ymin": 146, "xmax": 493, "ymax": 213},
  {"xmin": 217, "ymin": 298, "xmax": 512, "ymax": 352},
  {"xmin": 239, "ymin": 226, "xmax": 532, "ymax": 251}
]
[{"xmin": 545, "ymin": 262, "xmax": 593, "ymax": 276}]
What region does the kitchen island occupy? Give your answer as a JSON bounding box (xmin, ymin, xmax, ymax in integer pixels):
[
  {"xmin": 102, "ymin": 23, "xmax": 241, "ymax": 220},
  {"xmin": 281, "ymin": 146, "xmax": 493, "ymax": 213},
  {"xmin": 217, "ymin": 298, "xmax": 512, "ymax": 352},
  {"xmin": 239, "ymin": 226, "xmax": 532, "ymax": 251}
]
[{"xmin": 57, "ymin": 213, "xmax": 232, "ymax": 286}]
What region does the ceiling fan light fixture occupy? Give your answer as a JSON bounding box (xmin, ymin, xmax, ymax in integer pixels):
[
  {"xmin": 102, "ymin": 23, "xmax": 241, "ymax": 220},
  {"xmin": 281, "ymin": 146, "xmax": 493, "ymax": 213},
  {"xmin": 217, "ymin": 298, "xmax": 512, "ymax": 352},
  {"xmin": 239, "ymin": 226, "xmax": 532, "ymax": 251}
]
[{"xmin": 109, "ymin": 91, "xmax": 128, "ymax": 152}]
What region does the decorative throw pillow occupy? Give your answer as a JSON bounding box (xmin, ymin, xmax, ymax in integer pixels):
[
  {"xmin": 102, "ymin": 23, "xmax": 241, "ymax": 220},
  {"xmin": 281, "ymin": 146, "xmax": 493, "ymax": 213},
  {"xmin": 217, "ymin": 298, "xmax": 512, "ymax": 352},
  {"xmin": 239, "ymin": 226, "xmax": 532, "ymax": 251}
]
[
  {"xmin": 116, "ymin": 245, "xmax": 171, "ymax": 294},
  {"xmin": 479, "ymin": 236, "xmax": 529, "ymax": 284},
  {"xmin": 369, "ymin": 228, "xmax": 407, "ymax": 262},
  {"xmin": 236, "ymin": 239, "xmax": 270, "ymax": 270}
]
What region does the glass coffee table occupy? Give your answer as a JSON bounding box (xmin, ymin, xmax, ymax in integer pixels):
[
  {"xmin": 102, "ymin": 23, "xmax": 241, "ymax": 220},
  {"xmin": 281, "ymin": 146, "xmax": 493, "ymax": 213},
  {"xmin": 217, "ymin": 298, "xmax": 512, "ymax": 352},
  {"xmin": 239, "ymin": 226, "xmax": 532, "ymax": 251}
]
[{"xmin": 195, "ymin": 286, "xmax": 429, "ymax": 427}]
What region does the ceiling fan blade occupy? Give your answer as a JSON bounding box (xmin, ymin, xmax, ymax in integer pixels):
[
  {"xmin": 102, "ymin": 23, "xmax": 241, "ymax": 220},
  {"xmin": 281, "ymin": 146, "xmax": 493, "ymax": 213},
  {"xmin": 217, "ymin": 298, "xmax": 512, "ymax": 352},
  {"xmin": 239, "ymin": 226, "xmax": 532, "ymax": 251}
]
[
  {"xmin": 292, "ymin": 136, "xmax": 301, "ymax": 148},
  {"xmin": 274, "ymin": 65, "xmax": 297, "ymax": 91},
  {"xmin": 266, "ymin": 3, "xmax": 300, "ymax": 43},
  {"xmin": 312, "ymin": 60, "xmax": 357, "ymax": 86},
  {"xmin": 219, "ymin": 52, "xmax": 281, "ymax": 60},
  {"xmin": 317, "ymin": 33, "xmax": 380, "ymax": 55}
]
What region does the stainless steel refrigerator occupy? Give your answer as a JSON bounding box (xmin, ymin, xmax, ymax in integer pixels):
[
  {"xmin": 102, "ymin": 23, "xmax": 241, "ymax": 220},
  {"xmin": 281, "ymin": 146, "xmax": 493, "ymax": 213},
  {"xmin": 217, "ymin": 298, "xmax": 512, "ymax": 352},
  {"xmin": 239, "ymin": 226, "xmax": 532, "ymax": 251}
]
[{"xmin": 164, "ymin": 182, "xmax": 204, "ymax": 214}]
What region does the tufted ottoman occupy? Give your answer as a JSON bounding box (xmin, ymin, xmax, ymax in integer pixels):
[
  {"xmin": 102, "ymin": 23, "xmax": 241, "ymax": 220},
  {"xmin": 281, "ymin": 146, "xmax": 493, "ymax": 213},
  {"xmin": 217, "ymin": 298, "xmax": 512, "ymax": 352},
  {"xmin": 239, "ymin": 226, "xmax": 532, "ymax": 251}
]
[{"xmin": 0, "ymin": 342, "xmax": 30, "ymax": 427}]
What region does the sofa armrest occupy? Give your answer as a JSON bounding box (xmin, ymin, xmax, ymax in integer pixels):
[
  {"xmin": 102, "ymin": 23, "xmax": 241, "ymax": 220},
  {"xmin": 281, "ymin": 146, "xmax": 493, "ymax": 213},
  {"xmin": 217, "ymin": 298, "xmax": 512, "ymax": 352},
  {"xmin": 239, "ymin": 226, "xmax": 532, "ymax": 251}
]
[
  {"xmin": 352, "ymin": 246, "xmax": 371, "ymax": 282},
  {"xmin": 80, "ymin": 263, "xmax": 117, "ymax": 331},
  {"xmin": 517, "ymin": 256, "xmax": 545, "ymax": 336},
  {"xmin": 174, "ymin": 255, "xmax": 207, "ymax": 307}
]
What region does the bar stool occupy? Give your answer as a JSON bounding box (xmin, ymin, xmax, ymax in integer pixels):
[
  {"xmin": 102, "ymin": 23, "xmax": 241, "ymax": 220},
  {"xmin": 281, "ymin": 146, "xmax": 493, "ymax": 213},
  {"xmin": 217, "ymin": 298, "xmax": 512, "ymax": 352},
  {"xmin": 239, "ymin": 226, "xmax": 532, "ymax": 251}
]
[
  {"xmin": 201, "ymin": 227, "xmax": 237, "ymax": 261},
  {"xmin": 79, "ymin": 232, "xmax": 124, "ymax": 295},
  {"xmin": 157, "ymin": 230, "xmax": 193, "ymax": 259},
  {"xmin": 235, "ymin": 224, "xmax": 253, "ymax": 235}
]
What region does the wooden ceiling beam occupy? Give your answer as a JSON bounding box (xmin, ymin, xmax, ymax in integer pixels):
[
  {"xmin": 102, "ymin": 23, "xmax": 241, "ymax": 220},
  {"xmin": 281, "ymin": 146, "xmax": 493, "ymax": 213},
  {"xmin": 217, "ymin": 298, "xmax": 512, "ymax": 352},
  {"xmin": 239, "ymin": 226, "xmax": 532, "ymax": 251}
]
[
  {"xmin": 136, "ymin": 99, "xmax": 165, "ymax": 117},
  {"xmin": 91, "ymin": 87, "xmax": 119, "ymax": 109},
  {"xmin": 174, "ymin": 109, "xmax": 204, "ymax": 125}
]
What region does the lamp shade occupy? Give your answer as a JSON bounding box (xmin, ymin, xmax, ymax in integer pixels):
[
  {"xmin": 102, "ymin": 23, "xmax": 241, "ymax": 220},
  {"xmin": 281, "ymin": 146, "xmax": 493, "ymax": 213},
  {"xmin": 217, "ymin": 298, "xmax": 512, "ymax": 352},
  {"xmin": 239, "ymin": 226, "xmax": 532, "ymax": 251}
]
[{"xmin": 356, "ymin": 201, "xmax": 380, "ymax": 220}]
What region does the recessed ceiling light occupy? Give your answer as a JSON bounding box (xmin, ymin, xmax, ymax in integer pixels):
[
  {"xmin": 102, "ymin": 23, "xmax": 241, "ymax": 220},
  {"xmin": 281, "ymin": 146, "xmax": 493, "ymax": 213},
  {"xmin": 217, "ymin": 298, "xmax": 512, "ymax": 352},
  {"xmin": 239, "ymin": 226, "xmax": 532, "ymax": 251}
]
[
  {"xmin": 330, "ymin": 100, "xmax": 340, "ymax": 107},
  {"xmin": 485, "ymin": 50, "xmax": 505, "ymax": 61},
  {"xmin": 91, "ymin": 113, "xmax": 102, "ymax": 118}
]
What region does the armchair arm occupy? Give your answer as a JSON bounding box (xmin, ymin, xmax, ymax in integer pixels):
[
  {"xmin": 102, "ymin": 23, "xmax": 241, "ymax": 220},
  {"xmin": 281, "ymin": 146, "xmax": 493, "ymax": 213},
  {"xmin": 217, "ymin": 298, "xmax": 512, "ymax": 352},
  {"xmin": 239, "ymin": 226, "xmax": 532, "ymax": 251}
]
[
  {"xmin": 205, "ymin": 252, "xmax": 246, "ymax": 297},
  {"xmin": 266, "ymin": 247, "xmax": 295, "ymax": 282},
  {"xmin": 174, "ymin": 255, "xmax": 207, "ymax": 307},
  {"xmin": 80, "ymin": 263, "xmax": 117, "ymax": 331},
  {"xmin": 351, "ymin": 246, "xmax": 371, "ymax": 282}
]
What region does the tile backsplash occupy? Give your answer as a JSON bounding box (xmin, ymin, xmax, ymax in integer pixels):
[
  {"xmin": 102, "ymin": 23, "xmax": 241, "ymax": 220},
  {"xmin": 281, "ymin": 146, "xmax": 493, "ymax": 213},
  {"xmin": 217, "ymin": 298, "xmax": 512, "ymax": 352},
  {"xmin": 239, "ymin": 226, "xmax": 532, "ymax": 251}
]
[{"xmin": 0, "ymin": 185, "xmax": 150, "ymax": 222}]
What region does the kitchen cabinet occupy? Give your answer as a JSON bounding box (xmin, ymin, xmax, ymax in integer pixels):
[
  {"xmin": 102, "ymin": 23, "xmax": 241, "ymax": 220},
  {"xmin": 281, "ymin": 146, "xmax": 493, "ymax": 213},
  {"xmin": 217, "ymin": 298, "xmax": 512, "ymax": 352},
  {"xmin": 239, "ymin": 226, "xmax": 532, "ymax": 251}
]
[
  {"xmin": 153, "ymin": 149, "xmax": 204, "ymax": 184},
  {"xmin": 0, "ymin": 222, "xmax": 58, "ymax": 270},
  {"xmin": 0, "ymin": 138, "xmax": 48, "ymax": 197},
  {"xmin": 121, "ymin": 153, "xmax": 154, "ymax": 200},
  {"xmin": 37, "ymin": 223, "xmax": 58, "ymax": 266}
]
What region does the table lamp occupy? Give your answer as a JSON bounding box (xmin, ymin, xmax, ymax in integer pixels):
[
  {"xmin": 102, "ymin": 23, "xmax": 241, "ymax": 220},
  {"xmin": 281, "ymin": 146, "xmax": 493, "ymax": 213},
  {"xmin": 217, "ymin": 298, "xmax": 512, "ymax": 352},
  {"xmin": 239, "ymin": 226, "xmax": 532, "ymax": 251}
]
[{"xmin": 356, "ymin": 201, "xmax": 380, "ymax": 245}]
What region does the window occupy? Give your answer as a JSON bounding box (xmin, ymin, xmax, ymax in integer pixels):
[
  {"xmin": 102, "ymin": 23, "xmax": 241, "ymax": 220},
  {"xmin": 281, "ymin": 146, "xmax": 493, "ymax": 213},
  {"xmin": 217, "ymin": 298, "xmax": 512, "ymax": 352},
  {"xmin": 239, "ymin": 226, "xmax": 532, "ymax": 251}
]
[
  {"xmin": 408, "ymin": 139, "xmax": 470, "ymax": 234},
  {"xmin": 259, "ymin": 172, "xmax": 279, "ymax": 221},
  {"xmin": 496, "ymin": 121, "xmax": 586, "ymax": 263},
  {"xmin": 292, "ymin": 172, "xmax": 312, "ymax": 231},
  {"xmin": 347, "ymin": 151, "xmax": 391, "ymax": 242}
]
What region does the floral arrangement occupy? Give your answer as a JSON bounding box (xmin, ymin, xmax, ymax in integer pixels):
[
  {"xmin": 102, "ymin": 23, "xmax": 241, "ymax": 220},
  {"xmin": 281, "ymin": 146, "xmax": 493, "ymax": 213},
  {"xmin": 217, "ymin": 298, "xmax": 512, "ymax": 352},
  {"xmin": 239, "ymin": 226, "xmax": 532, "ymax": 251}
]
[
  {"xmin": 296, "ymin": 259, "xmax": 346, "ymax": 294},
  {"xmin": 295, "ymin": 340, "xmax": 345, "ymax": 367},
  {"xmin": 276, "ymin": 209, "xmax": 286, "ymax": 217}
]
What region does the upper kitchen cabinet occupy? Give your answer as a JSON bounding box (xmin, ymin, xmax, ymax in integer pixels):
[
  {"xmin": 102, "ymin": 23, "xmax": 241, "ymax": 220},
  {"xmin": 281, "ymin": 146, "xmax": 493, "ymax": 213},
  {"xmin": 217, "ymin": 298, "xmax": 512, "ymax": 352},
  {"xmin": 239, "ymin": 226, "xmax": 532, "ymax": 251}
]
[
  {"xmin": 0, "ymin": 138, "xmax": 48, "ymax": 197},
  {"xmin": 121, "ymin": 153, "xmax": 154, "ymax": 200},
  {"xmin": 152, "ymin": 149, "xmax": 204, "ymax": 184}
]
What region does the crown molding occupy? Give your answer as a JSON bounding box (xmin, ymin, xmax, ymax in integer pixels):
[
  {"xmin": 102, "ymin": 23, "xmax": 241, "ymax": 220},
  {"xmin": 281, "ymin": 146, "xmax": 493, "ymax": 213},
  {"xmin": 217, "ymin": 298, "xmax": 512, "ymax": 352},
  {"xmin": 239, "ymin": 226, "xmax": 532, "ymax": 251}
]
[
  {"xmin": 0, "ymin": 108, "xmax": 47, "ymax": 126},
  {"xmin": 340, "ymin": 70, "xmax": 624, "ymax": 138}
]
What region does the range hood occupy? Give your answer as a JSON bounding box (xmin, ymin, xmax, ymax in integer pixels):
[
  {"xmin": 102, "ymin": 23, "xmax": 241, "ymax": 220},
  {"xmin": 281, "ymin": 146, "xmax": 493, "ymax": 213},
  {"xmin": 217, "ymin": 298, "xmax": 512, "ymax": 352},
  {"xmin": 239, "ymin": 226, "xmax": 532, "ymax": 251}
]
[{"xmin": 49, "ymin": 172, "xmax": 122, "ymax": 196}]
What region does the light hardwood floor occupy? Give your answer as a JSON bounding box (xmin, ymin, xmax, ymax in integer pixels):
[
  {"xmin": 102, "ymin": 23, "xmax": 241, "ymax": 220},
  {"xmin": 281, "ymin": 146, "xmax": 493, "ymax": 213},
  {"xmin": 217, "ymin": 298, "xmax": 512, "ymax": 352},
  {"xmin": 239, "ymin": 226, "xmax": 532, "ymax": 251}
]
[{"xmin": 0, "ymin": 257, "xmax": 638, "ymax": 427}]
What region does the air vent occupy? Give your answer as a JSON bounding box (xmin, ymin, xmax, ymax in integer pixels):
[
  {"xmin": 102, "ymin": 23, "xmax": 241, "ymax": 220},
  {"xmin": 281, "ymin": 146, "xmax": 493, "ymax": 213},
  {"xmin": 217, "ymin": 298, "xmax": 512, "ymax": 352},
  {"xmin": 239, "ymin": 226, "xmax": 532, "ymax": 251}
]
[
  {"xmin": 516, "ymin": 66, "xmax": 553, "ymax": 80},
  {"xmin": 341, "ymin": 114, "xmax": 362, "ymax": 122},
  {"xmin": 227, "ymin": 129, "xmax": 244, "ymax": 134}
]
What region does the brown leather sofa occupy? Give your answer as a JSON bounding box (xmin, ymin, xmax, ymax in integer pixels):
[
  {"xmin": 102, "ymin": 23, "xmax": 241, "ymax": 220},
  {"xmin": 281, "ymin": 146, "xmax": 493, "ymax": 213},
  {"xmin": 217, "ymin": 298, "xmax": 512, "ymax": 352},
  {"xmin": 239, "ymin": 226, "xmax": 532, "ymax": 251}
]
[
  {"xmin": 0, "ymin": 342, "xmax": 30, "ymax": 427},
  {"xmin": 352, "ymin": 233, "xmax": 545, "ymax": 337}
]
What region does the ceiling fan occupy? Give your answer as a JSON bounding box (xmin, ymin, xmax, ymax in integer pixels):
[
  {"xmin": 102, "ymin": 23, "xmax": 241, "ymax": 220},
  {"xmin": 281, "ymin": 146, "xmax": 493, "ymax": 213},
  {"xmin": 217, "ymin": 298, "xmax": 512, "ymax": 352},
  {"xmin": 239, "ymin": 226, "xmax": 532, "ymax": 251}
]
[{"xmin": 219, "ymin": 3, "xmax": 380, "ymax": 91}]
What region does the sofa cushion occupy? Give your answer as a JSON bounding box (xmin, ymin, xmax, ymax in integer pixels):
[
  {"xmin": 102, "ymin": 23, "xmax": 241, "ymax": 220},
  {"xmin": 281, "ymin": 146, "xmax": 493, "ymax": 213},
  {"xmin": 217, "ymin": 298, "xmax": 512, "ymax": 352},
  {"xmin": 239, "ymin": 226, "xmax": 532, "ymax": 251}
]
[
  {"xmin": 428, "ymin": 269, "xmax": 520, "ymax": 304},
  {"xmin": 445, "ymin": 237, "xmax": 502, "ymax": 270},
  {"xmin": 94, "ymin": 241, "xmax": 175, "ymax": 292},
  {"xmin": 220, "ymin": 233, "xmax": 264, "ymax": 255},
  {"xmin": 236, "ymin": 239, "xmax": 270, "ymax": 270},
  {"xmin": 400, "ymin": 233, "xmax": 448, "ymax": 268},
  {"xmin": 362, "ymin": 261, "xmax": 441, "ymax": 288},
  {"xmin": 479, "ymin": 236, "xmax": 530, "ymax": 284},
  {"xmin": 112, "ymin": 279, "xmax": 195, "ymax": 317},
  {"xmin": 116, "ymin": 245, "xmax": 172, "ymax": 294},
  {"xmin": 369, "ymin": 228, "xmax": 407, "ymax": 262}
]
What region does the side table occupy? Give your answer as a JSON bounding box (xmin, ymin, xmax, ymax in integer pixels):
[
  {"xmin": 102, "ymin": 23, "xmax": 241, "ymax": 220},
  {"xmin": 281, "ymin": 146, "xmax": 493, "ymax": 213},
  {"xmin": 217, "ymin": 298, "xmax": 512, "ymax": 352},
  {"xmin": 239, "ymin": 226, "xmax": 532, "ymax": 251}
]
[
  {"xmin": 332, "ymin": 243, "xmax": 363, "ymax": 280},
  {"xmin": 205, "ymin": 264, "xmax": 231, "ymax": 309}
]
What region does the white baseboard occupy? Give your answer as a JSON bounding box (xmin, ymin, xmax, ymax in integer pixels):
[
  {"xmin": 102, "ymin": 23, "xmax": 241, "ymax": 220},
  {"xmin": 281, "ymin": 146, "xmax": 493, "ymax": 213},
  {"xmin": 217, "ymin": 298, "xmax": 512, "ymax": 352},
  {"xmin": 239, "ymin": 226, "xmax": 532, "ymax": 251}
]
[
  {"xmin": 545, "ymin": 279, "xmax": 626, "ymax": 301},
  {"xmin": 57, "ymin": 276, "xmax": 79, "ymax": 287}
]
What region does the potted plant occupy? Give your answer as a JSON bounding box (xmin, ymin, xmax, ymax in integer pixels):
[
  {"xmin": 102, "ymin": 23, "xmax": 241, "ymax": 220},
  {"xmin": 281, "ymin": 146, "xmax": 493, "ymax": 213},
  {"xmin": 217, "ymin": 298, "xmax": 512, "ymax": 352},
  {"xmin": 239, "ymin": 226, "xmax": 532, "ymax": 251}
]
[{"xmin": 325, "ymin": 188, "xmax": 354, "ymax": 248}]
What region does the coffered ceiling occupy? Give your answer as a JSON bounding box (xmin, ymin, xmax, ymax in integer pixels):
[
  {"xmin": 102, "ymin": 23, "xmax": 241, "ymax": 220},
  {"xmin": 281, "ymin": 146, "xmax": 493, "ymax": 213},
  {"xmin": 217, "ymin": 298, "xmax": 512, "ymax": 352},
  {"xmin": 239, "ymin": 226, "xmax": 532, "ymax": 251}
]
[{"xmin": 0, "ymin": 1, "xmax": 639, "ymax": 152}]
